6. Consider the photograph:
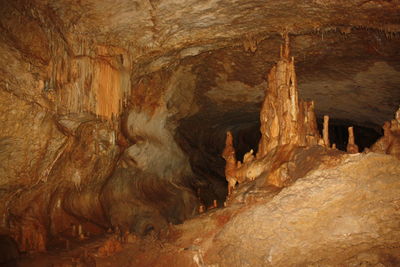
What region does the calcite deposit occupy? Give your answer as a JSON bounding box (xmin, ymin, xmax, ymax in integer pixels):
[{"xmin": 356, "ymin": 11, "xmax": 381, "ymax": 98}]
[
  {"xmin": 371, "ymin": 107, "xmax": 400, "ymax": 160},
  {"xmin": 223, "ymin": 36, "xmax": 323, "ymax": 190},
  {"xmin": 347, "ymin": 126, "xmax": 360, "ymax": 153}
]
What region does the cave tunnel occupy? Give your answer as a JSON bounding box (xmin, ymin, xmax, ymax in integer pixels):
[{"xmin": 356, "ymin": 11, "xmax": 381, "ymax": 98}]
[{"xmin": 1, "ymin": 0, "xmax": 400, "ymax": 266}]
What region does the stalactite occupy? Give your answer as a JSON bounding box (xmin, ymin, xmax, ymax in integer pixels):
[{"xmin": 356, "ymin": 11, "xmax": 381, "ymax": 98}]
[{"xmin": 46, "ymin": 41, "xmax": 131, "ymax": 120}]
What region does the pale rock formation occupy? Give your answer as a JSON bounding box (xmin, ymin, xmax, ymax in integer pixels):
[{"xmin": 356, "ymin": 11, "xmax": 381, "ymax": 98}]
[
  {"xmin": 346, "ymin": 126, "xmax": 359, "ymax": 153},
  {"xmin": 243, "ymin": 149, "xmax": 255, "ymax": 163},
  {"xmin": 323, "ymin": 115, "xmax": 330, "ymax": 147},
  {"xmin": 210, "ymin": 153, "xmax": 400, "ymax": 266},
  {"xmin": 226, "ymin": 35, "xmax": 321, "ymax": 190},
  {"xmin": 257, "ymin": 35, "xmax": 320, "ymax": 158},
  {"xmin": 371, "ymin": 106, "xmax": 400, "ymax": 160},
  {"xmin": 222, "ymin": 131, "xmax": 239, "ymax": 195}
]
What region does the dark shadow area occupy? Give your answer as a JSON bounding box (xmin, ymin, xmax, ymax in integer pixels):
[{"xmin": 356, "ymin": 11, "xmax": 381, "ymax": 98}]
[
  {"xmin": 0, "ymin": 235, "xmax": 19, "ymax": 267},
  {"xmin": 317, "ymin": 118, "xmax": 382, "ymax": 151},
  {"xmin": 176, "ymin": 111, "xmax": 260, "ymax": 206}
]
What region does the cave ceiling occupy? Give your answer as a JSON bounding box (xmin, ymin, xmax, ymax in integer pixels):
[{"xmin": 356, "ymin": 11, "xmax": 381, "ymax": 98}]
[{"xmin": 2, "ymin": 0, "xmax": 400, "ymax": 126}]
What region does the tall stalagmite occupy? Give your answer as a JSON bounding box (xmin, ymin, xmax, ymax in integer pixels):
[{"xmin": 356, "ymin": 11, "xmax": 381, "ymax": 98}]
[
  {"xmin": 222, "ymin": 131, "xmax": 239, "ymax": 195},
  {"xmin": 257, "ymin": 34, "xmax": 320, "ymax": 159},
  {"xmin": 323, "ymin": 115, "xmax": 330, "ymax": 147},
  {"xmin": 225, "ymin": 35, "xmax": 322, "ymax": 193},
  {"xmin": 346, "ymin": 126, "xmax": 359, "ymax": 153}
]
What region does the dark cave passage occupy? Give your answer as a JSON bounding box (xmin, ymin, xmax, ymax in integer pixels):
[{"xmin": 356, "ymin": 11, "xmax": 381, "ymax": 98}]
[
  {"xmin": 178, "ymin": 110, "xmax": 384, "ymax": 207},
  {"xmin": 317, "ymin": 119, "xmax": 382, "ymax": 152},
  {"xmin": 176, "ymin": 111, "xmax": 261, "ymax": 206}
]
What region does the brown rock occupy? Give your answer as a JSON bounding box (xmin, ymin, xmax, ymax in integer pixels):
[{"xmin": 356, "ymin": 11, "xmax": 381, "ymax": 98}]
[
  {"xmin": 347, "ymin": 126, "xmax": 359, "ymax": 154},
  {"xmin": 371, "ymin": 107, "xmax": 400, "ymax": 160},
  {"xmin": 97, "ymin": 236, "xmax": 123, "ymax": 257},
  {"xmin": 211, "ymin": 153, "xmax": 400, "ymax": 266},
  {"xmin": 222, "ymin": 131, "xmax": 239, "ymax": 195},
  {"xmin": 233, "ymin": 36, "xmax": 321, "ymax": 187}
]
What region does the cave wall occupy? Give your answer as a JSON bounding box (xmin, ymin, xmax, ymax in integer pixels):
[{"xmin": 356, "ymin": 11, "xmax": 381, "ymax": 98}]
[{"xmin": 0, "ymin": 2, "xmax": 202, "ymax": 250}]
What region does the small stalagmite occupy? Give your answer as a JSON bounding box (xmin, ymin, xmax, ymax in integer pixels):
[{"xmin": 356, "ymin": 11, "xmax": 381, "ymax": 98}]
[
  {"xmin": 346, "ymin": 126, "xmax": 359, "ymax": 153},
  {"xmin": 323, "ymin": 115, "xmax": 330, "ymax": 148},
  {"xmin": 222, "ymin": 131, "xmax": 238, "ymax": 195},
  {"xmin": 371, "ymin": 107, "xmax": 400, "ymax": 159},
  {"xmin": 199, "ymin": 205, "xmax": 205, "ymax": 214},
  {"xmin": 243, "ymin": 149, "xmax": 255, "ymax": 163}
]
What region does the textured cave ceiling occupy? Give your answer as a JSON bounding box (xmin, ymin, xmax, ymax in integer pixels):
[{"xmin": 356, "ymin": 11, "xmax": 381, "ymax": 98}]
[{"xmin": 2, "ymin": 0, "xmax": 400, "ymax": 123}]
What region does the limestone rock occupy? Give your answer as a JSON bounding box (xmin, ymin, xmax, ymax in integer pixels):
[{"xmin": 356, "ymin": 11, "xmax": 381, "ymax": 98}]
[
  {"xmin": 211, "ymin": 153, "xmax": 400, "ymax": 266},
  {"xmin": 371, "ymin": 107, "xmax": 400, "ymax": 160},
  {"xmin": 347, "ymin": 126, "xmax": 359, "ymax": 154}
]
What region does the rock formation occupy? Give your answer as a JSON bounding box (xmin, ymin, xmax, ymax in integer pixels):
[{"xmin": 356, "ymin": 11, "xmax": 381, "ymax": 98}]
[
  {"xmin": 323, "ymin": 115, "xmax": 331, "ymax": 147},
  {"xmin": 257, "ymin": 35, "xmax": 320, "ymax": 159},
  {"xmin": 371, "ymin": 107, "xmax": 400, "ymax": 160},
  {"xmin": 226, "ymin": 35, "xmax": 322, "ymax": 191},
  {"xmin": 347, "ymin": 126, "xmax": 359, "ymax": 153},
  {"xmin": 222, "ymin": 131, "xmax": 240, "ymax": 195}
]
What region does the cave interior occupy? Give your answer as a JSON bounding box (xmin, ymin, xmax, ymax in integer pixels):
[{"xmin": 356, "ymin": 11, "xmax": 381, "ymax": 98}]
[{"xmin": 1, "ymin": 0, "xmax": 400, "ymax": 266}]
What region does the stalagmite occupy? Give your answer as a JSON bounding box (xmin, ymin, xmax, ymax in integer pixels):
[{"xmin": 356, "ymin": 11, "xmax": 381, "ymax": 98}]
[
  {"xmin": 323, "ymin": 115, "xmax": 330, "ymax": 147},
  {"xmin": 227, "ymin": 34, "xmax": 322, "ymax": 188},
  {"xmin": 370, "ymin": 107, "xmax": 400, "ymax": 159},
  {"xmin": 72, "ymin": 224, "xmax": 77, "ymax": 237},
  {"xmin": 222, "ymin": 131, "xmax": 238, "ymax": 195},
  {"xmin": 303, "ymin": 101, "xmax": 320, "ymax": 145},
  {"xmin": 78, "ymin": 224, "xmax": 82, "ymax": 236},
  {"xmin": 243, "ymin": 149, "xmax": 255, "ymax": 163},
  {"xmin": 199, "ymin": 205, "xmax": 205, "ymax": 214},
  {"xmin": 256, "ymin": 34, "xmax": 320, "ymax": 159},
  {"xmin": 346, "ymin": 126, "xmax": 359, "ymax": 153}
]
